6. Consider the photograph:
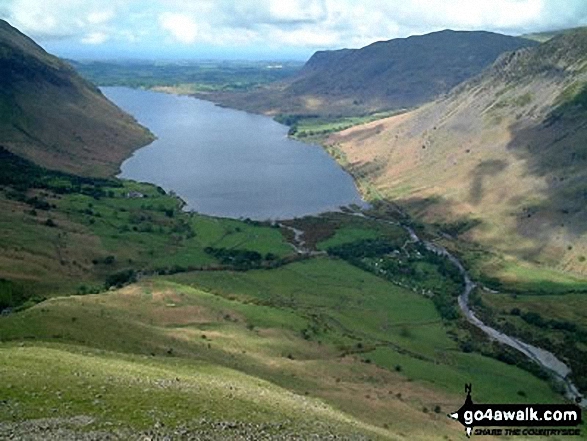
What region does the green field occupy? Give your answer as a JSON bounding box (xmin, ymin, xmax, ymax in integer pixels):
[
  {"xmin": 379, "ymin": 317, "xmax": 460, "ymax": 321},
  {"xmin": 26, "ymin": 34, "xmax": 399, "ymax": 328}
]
[
  {"xmin": 475, "ymin": 289, "xmax": 587, "ymax": 392},
  {"xmin": 166, "ymin": 259, "xmax": 561, "ymax": 405},
  {"xmin": 0, "ymin": 343, "xmax": 389, "ymax": 439},
  {"xmin": 0, "ymin": 268, "xmax": 565, "ymax": 438},
  {"xmin": 0, "ymin": 146, "xmax": 295, "ymax": 307},
  {"xmin": 1, "ymin": 146, "xmax": 584, "ymax": 438},
  {"xmin": 72, "ymin": 60, "xmax": 303, "ymax": 92},
  {"xmin": 275, "ymin": 111, "xmax": 405, "ymax": 140}
]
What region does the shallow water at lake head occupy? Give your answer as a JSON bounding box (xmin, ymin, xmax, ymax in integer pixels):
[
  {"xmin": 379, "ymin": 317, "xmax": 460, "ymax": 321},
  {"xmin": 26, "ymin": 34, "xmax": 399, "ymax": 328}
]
[{"xmin": 103, "ymin": 87, "xmax": 367, "ymax": 220}]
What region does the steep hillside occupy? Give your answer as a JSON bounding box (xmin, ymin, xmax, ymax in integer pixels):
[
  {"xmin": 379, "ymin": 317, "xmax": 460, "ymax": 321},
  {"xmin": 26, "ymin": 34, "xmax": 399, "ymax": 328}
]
[
  {"xmin": 328, "ymin": 28, "xmax": 587, "ymax": 277},
  {"xmin": 0, "ymin": 20, "xmax": 153, "ymax": 177},
  {"xmin": 198, "ymin": 30, "xmax": 537, "ymax": 117}
]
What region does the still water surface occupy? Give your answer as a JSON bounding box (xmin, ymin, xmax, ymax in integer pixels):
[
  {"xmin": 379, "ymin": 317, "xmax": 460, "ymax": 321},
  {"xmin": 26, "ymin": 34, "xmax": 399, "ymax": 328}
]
[{"xmin": 103, "ymin": 87, "xmax": 366, "ymax": 220}]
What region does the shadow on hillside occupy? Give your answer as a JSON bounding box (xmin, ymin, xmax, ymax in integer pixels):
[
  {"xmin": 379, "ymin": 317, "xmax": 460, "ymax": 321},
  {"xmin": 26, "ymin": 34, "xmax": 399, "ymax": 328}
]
[
  {"xmin": 468, "ymin": 159, "xmax": 509, "ymax": 205},
  {"xmin": 395, "ymin": 195, "xmax": 486, "ymax": 240},
  {"xmin": 397, "ymin": 193, "xmax": 561, "ymax": 266},
  {"xmin": 331, "ymin": 124, "xmax": 386, "ymax": 144},
  {"xmin": 505, "ymin": 105, "xmax": 587, "ymax": 248},
  {"xmin": 347, "ymin": 157, "xmax": 388, "ymax": 183}
]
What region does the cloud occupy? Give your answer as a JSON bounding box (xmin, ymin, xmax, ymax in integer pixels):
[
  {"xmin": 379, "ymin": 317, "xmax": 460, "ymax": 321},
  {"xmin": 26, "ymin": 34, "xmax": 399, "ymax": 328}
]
[
  {"xmin": 159, "ymin": 12, "xmax": 198, "ymax": 44},
  {"xmin": 87, "ymin": 10, "xmax": 115, "ymax": 25},
  {"xmin": 0, "ymin": 0, "xmax": 137, "ymax": 43},
  {"xmin": 267, "ymin": 0, "xmax": 327, "ymax": 24},
  {"xmin": 2, "ymin": 0, "xmax": 587, "ymax": 57},
  {"xmin": 81, "ymin": 31, "xmax": 109, "ymax": 45},
  {"xmin": 266, "ymin": 26, "xmax": 339, "ymax": 47}
]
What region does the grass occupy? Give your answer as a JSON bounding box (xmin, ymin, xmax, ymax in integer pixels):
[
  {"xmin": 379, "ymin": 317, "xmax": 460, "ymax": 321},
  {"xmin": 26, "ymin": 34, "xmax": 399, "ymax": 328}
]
[
  {"xmin": 480, "ymin": 291, "xmax": 587, "ymax": 325},
  {"xmin": 470, "ymin": 254, "xmax": 587, "ymax": 294},
  {"xmin": 0, "ymin": 204, "xmax": 576, "ymax": 437},
  {"xmin": 0, "ymin": 152, "xmax": 295, "ymax": 305},
  {"xmin": 367, "ymin": 347, "xmax": 561, "ymax": 404},
  {"xmin": 165, "ymin": 259, "xmax": 562, "ymax": 404},
  {"xmin": 0, "ymin": 279, "xmax": 463, "ymax": 439},
  {"xmin": 72, "ymin": 60, "xmax": 303, "ymax": 92},
  {"xmin": 0, "ymin": 271, "xmax": 566, "ymax": 438},
  {"xmin": 0, "ymin": 343, "xmax": 388, "ymax": 438},
  {"xmin": 0, "ymin": 146, "xmax": 581, "ymax": 437},
  {"xmin": 276, "ymin": 111, "xmax": 405, "ymax": 140}
]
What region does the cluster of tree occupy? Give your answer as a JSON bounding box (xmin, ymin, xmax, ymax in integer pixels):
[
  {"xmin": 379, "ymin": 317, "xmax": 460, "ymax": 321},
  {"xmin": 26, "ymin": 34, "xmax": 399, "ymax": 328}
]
[
  {"xmin": 328, "ymin": 238, "xmax": 463, "ymax": 321},
  {"xmin": 515, "ymin": 310, "xmax": 587, "ymax": 392},
  {"xmin": 327, "ymin": 238, "xmax": 397, "ymax": 259},
  {"xmin": 328, "ymin": 239, "xmax": 462, "ymax": 286},
  {"xmin": 274, "ymin": 113, "xmax": 321, "ymax": 136},
  {"xmin": 511, "ymin": 308, "xmax": 587, "ymax": 342},
  {"xmin": 0, "ymin": 146, "xmax": 119, "ymax": 199},
  {"xmin": 0, "ymin": 278, "xmax": 46, "ymax": 312},
  {"xmin": 434, "ymin": 218, "xmax": 482, "ymax": 237},
  {"xmin": 204, "ymin": 247, "xmax": 267, "ymax": 269},
  {"xmin": 431, "ymin": 292, "xmax": 460, "ymax": 321},
  {"xmin": 0, "ymin": 278, "xmax": 26, "ymax": 310},
  {"xmin": 105, "ymin": 269, "xmax": 137, "ymax": 288}
]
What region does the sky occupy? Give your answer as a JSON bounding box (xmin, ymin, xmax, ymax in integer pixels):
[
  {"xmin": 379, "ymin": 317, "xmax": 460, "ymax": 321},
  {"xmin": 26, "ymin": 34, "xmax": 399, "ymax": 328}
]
[{"xmin": 1, "ymin": 0, "xmax": 587, "ymax": 60}]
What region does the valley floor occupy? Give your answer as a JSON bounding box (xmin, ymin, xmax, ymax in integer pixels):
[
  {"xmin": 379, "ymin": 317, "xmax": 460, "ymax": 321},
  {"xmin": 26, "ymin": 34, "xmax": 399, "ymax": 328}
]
[{"xmin": 1, "ymin": 96, "xmax": 586, "ymax": 440}]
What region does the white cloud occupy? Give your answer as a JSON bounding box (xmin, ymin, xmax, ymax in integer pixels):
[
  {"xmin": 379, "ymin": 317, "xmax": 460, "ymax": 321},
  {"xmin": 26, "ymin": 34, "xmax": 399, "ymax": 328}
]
[
  {"xmin": 81, "ymin": 31, "xmax": 109, "ymax": 44},
  {"xmin": 1, "ymin": 0, "xmax": 587, "ymax": 56},
  {"xmin": 268, "ymin": 0, "xmax": 327, "ymax": 23},
  {"xmin": 87, "ymin": 10, "xmax": 115, "ymax": 25},
  {"xmin": 267, "ymin": 26, "xmax": 339, "ymax": 47},
  {"xmin": 374, "ymin": 0, "xmax": 544, "ymax": 34},
  {"xmin": 159, "ymin": 12, "xmax": 198, "ymax": 44}
]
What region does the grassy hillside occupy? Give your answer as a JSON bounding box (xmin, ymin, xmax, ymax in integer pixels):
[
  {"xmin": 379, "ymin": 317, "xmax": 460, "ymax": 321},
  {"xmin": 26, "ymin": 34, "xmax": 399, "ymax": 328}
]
[
  {"xmin": 0, "ymin": 270, "xmax": 564, "ymax": 439},
  {"xmin": 0, "ymin": 148, "xmax": 573, "ymax": 437},
  {"xmin": 195, "ymin": 30, "xmax": 537, "ymax": 118},
  {"xmin": 325, "ymin": 29, "xmax": 587, "ymax": 398},
  {"xmin": 0, "ymin": 20, "xmax": 153, "ymax": 177},
  {"xmin": 0, "ymin": 146, "xmax": 294, "ymax": 307},
  {"xmin": 0, "ymin": 344, "xmax": 386, "ymax": 439},
  {"xmin": 328, "ymin": 28, "xmax": 587, "ymax": 279}
]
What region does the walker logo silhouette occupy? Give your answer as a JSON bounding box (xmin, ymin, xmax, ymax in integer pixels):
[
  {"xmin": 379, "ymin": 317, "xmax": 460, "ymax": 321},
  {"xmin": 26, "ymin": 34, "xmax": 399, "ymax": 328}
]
[{"xmin": 448, "ymin": 384, "xmax": 582, "ymax": 438}]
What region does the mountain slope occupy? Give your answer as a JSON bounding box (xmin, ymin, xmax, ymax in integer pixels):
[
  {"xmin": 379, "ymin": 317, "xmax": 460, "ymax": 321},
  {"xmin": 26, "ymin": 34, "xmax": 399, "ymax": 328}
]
[
  {"xmin": 0, "ymin": 20, "xmax": 153, "ymax": 177},
  {"xmin": 198, "ymin": 30, "xmax": 537, "ymax": 117},
  {"xmin": 328, "ymin": 28, "xmax": 587, "ymax": 276},
  {"xmin": 521, "ymin": 26, "xmax": 587, "ymax": 42}
]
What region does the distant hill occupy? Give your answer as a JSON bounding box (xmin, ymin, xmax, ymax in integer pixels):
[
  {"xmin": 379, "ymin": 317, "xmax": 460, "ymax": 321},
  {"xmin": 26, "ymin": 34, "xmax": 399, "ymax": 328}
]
[
  {"xmin": 198, "ymin": 30, "xmax": 537, "ymax": 117},
  {"xmin": 328, "ymin": 28, "xmax": 587, "ymax": 276},
  {"xmin": 521, "ymin": 26, "xmax": 587, "ymax": 42},
  {"xmin": 0, "ymin": 20, "xmax": 153, "ymax": 177}
]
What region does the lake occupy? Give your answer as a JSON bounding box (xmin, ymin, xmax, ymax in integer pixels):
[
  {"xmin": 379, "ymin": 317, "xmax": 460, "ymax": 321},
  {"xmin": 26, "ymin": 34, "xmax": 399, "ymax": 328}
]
[{"xmin": 103, "ymin": 87, "xmax": 366, "ymax": 220}]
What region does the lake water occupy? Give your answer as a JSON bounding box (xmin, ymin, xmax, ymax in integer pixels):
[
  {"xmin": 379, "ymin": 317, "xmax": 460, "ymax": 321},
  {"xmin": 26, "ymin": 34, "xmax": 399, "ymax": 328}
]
[{"xmin": 103, "ymin": 87, "xmax": 366, "ymax": 220}]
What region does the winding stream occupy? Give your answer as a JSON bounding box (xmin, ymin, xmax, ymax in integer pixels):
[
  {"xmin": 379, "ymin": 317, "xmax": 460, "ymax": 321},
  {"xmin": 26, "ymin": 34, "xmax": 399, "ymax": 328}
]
[
  {"xmin": 355, "ymin": 210, "xmax": 584, "ymax": 405},
  {"xmin": 407, "ymin": 226, "xmax": 585, "ymax": 406},
  {"xmin": 104, "ymin": 86, "xmax": 582, "ymax": 405}
]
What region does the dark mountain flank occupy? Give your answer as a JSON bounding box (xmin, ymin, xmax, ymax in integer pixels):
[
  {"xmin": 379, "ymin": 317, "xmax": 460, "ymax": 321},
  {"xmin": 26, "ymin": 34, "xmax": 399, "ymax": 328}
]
[
  {"xmin": 291, "ymin": 30, "xmax": 538, "ymax": 110},
  {"xmin": 196, "ymin": 30, "xmax": 537, "ymax": 117},
  {"xmin": 0, "ymin": 20, "xmax": 153, "ymax": 177}
]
